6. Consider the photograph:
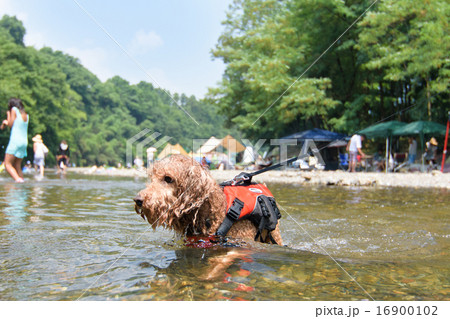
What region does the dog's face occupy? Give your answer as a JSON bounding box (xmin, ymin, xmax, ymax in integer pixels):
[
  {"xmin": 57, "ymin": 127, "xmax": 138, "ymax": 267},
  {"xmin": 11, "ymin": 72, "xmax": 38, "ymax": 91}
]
[{"xmin": 134, "ymin": 155, "xmax": 217, "ymax": 234}]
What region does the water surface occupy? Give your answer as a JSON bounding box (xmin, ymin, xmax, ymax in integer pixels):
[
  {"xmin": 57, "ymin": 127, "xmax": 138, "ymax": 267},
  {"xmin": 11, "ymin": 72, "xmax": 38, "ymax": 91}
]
[{"xmin": 0, "ymin": 173, "xmax": 448, "ymax": 300}]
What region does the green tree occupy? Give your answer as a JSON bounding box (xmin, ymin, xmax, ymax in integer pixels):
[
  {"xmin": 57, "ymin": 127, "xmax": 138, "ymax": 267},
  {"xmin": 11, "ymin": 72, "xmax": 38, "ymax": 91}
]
[
  {"xmin": 0, "ymin": 26, "xmax": 87, "ymax": 164},
  {"xmin": 0, "ymin": 15, "xmax": 236, "ymax": 166},
  {"xmin": 209, "ymin": 0, "xmax": 375, "ymax": 138},
  {"xmin": 0, "ymin": 15, "xmax": 25, "ymax": 45},
  {"xmin": 357, "ymin": 0, "xmax": 450, "ymax": 122},
  {"xmin": 210, "ymin": 0, "xmax": 449, "ymax": 137}
]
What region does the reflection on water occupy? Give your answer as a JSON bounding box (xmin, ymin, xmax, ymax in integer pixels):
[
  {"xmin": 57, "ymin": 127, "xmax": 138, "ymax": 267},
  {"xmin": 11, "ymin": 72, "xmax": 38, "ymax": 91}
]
[
  {"xmin": 0, "ymin": 173, "xmax": 448, "ymax": 300},
  {"xmin": 2, "ymin": 184, "xmax": 30, "ymax": 229}
]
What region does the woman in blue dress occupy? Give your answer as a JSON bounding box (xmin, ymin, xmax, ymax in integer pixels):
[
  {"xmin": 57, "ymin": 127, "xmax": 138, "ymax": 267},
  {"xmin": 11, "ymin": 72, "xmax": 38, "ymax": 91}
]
[{"xmin": 1, "ymin": 98, "xmax": 29, "ymax": 182}]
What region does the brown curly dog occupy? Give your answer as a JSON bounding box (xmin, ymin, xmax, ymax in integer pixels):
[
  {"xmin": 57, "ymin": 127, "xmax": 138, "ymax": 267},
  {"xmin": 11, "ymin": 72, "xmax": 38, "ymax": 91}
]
[{"xmin": 133, "ymin": 154, "xmax": 282, "ymax": 245}]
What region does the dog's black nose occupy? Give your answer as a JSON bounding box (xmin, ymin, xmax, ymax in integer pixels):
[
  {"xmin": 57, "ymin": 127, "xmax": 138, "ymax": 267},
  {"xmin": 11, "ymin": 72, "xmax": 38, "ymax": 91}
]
[{"xmin": 134, "ymin": 194, "xmax": 143, "ymax": 207}]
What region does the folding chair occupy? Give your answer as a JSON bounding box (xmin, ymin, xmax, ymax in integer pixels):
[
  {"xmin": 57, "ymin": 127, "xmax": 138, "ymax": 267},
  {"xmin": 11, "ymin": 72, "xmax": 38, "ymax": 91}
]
[{"xmin": 339, "ymin": 153, "xmax": 349, "ymax": 170}]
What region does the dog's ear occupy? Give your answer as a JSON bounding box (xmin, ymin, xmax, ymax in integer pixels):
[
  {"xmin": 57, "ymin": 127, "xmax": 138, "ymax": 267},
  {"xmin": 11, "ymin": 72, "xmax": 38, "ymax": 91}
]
[{"xmin": 171, "ymin": 162, "xmax": 215, "ymax": 217}]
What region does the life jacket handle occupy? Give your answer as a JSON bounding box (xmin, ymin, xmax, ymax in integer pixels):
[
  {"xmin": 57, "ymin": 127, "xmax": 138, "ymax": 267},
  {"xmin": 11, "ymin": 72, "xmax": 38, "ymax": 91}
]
[
  {"xmin": 219, "ymin": 172, "xmax": 252, "ymax": 187},
  {"xmin": 220, "ymin": 156, "xmax": 300, "ymax": 187}
]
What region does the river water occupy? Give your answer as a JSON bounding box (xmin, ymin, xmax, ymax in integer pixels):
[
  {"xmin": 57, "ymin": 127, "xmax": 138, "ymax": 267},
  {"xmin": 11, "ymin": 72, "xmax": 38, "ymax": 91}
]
[{"xmin": 0, "ymin": 173, "xmax": 448, "ymax": 301}]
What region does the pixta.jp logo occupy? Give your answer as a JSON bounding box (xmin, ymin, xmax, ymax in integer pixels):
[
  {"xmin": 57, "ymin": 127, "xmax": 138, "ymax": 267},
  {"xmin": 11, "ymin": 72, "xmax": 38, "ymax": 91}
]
[{"xmin": 126, "ymin": 129, "xmax": 172, "ymax": 171}]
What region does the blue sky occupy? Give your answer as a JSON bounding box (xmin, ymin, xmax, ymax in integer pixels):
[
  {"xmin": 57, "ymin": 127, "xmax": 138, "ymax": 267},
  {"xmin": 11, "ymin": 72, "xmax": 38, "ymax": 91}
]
[{"xmin": 0, "ymin": 0, "xmax": 233, "ymax": 98}]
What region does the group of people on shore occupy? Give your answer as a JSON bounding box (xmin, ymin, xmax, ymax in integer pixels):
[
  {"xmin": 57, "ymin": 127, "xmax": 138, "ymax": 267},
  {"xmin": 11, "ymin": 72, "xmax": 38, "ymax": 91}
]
[
  {"xmin": 1, "ymin": 98, "xmax": 443, "ymax": 180},
  {"xmin": 346, "ymin": 133, "xmax": 439, "ymax": 172},
  {"xmin": 1, "ymin": 98, "xmax": 70, "ymax": 182}
]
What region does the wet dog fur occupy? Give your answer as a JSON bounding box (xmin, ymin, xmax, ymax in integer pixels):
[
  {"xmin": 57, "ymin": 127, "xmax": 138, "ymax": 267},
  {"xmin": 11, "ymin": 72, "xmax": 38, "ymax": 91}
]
[{"xmin": 134, "ymin": 154, "xmax": 282, "ymax": 245}]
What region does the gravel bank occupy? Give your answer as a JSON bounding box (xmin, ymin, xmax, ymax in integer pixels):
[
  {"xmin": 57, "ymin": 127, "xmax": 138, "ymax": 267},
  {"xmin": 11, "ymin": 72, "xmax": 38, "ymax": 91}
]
[{"xmin": 69, "ymin": 167, "xmax": 450, "ymax": 189}]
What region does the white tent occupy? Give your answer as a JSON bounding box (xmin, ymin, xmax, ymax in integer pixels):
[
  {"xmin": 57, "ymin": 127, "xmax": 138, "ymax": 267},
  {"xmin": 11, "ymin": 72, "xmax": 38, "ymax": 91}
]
[
  {"xmin": 242, "ymin": 146, "xmax": 256, "ymax": 164},
  {"xmin": 157, "ymin": 143, "xmax": 188, "ymax": 159},
  {"xmin": 195, "ymin": 136, "xmax": 222, "ymax": 155}
]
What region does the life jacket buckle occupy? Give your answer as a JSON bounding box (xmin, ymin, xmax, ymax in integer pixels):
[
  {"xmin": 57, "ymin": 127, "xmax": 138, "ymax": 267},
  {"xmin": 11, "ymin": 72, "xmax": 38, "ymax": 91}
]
[{"xmin": 227, "ymin": 198, "xmax": 244, "ymax": 221}]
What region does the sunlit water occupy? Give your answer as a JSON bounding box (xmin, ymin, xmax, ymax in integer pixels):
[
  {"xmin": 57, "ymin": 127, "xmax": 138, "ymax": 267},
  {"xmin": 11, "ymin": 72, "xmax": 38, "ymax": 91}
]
[{"xmin": 0, "ymin": 172, "xmax": 448, "ymax": 300}]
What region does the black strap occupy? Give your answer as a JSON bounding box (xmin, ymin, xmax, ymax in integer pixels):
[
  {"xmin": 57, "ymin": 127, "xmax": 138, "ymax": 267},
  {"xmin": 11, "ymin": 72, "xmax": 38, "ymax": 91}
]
[
  {"xmin": 267, "ymin": 232, "xmax": 278, "ymax": 245},
  {"xmin": 254, "ymin": 228, "xmax": 279, "ymax": 245},
  {"xmin": 253, "ymin": 196, "xmax": 279, "ymax": 245},
  {"xmin": 254, "ymin": 198, "xmax": 267, "ymax": 242},
  {"xmin": 215, "ymin": 198, "xmax": 244, "ymax": 237},
  {"xmin": 254, "ymin": 219, "xmax": 266, "ymax": 242},
  {"xmin": 215, "ymin": 216, "xmax": 234, "ymax": 237},
  {"xmin": 268, "ymin": 197, "xmax": 282, "ymax": 220}
]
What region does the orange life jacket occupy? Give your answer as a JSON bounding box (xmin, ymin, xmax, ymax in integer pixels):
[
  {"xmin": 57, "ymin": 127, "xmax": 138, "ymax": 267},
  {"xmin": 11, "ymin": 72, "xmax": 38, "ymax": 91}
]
[{"xmin": 216, "ymin": 183, "xmax": 281, "ymax": 244}]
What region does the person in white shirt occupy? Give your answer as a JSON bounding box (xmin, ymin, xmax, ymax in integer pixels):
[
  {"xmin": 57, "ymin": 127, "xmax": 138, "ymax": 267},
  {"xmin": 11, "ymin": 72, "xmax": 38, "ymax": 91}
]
[
  {"xmin": 347, "ymin": 134, "xmax": 366, "ymax": 172},
  {"xmin": 32, "ymin": 134, "xmax": 49, "ymax": 177}
]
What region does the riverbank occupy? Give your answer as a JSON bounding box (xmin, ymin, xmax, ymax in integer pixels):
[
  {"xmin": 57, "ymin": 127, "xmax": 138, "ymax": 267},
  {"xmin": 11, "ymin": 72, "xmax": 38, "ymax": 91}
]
[{"xmin": 69, "ymin": 167, "xmax": 450, "ymax": 189}]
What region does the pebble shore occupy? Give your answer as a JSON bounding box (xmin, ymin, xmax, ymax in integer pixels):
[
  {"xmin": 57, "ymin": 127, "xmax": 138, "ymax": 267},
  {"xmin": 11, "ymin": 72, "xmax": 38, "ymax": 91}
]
[{"xmin": 70, "ymin": 167, "xmax": 450, "ymax": 189}]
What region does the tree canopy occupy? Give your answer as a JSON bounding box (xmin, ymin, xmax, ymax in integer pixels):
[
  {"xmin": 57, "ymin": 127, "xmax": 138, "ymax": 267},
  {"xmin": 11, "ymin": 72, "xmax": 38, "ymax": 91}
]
[{"xmin": 209, "ymin": 0, "xmax": 449, "ymax": 139}]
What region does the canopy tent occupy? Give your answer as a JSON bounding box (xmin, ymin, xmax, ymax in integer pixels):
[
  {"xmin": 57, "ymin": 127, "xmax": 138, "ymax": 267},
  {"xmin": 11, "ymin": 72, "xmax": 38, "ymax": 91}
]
[
  {"xmin": 195, "ymin": 135, "xmax": 245, "ymax": 155},
  {"xmin": 359, "ymin": 121, "xmax": 407, "ymax": 172},
  {"xmin": 242, "ymin": 146, "xmax": 256, "ymax": 164},
  {"xmin": 279, "ymin": 128, "xmax": 348, "ymax": 170},
  {"xmin": 327, "ymin": 140, "xmax": 349, "ymax": 148},
  {"xmin": 220, "ymin": 134, "xmax": 246, "ymax": 153},
  {"xmin": 281, "ymin": 128, "xmax": 347, "ymax": 142},
  {"xmin": 393, "ymin": 120, "xmax": 447, "ymax": 169},
  {"xmin": 193, "ymin": 135, "xmax": 245, "ymax": 168},
  {"xmin": 392, "ymin": 120, "xmax": 447, "ymax": 136},
  {"xmin": 359, "ymin": 121, "xmax": 406, "ymax": 138},
  {"xmin": 157, "ymin": 143, "xmax": 188, "ymax": 159},
  {"xmin": 195, "ymin": 136, "xmax": 222, "ymax": 154}
]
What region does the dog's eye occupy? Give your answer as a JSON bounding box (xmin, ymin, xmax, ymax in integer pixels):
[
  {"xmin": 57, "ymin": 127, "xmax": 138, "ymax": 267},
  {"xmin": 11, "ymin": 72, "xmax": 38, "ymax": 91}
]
[{"xmin": 164, "ymin": 176, "xmax": 173, "ymax": 184}]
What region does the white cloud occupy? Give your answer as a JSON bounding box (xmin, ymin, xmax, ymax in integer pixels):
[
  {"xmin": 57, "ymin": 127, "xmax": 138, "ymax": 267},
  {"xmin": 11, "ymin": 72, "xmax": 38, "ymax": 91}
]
[
  {"xmin": 66, "ymin": 47, "xmax": 114, "ymax": 82},
  {"xmin": 128, "ymin": 30, "xmax": 163, "ymax": 55}
]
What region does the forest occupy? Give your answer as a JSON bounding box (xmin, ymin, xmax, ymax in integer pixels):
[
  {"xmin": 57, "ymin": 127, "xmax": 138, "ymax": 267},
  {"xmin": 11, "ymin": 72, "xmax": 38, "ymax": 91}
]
[
  {"xmin": 0, "ymin": 0, "xmax": 449, "ymax": 166},
  {"xmin": 208, "ymin": 0, "xmax": 449, "ymax": 139},
  {"xmin": 0, "ymin": 15, "xmax": 230, "ymax": 166}
]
